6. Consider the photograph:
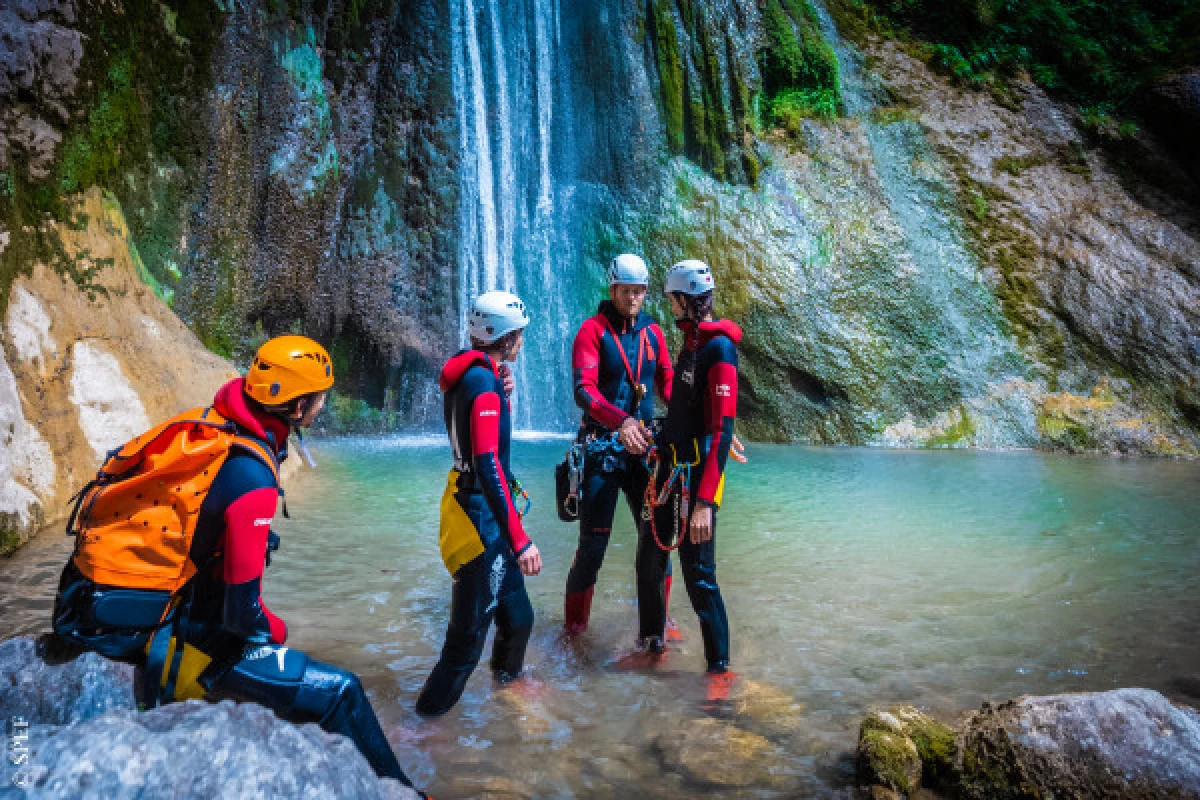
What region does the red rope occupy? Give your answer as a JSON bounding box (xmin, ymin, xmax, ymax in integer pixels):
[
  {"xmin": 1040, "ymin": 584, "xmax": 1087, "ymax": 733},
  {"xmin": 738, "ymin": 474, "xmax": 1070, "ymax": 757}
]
[{"xmin": 643, "ymin": 452, "xmax": 689, "ymax": 552}]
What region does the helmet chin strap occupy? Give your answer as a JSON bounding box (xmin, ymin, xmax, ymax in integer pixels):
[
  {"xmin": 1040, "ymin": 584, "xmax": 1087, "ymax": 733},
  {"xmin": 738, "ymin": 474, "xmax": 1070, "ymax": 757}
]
[{"xmin": 292, "ymin": 425, "xmax": 318, "ymax": 469}]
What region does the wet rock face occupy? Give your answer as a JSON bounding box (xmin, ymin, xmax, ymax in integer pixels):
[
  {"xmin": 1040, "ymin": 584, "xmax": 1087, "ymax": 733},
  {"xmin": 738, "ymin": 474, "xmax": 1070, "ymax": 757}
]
[
  {"xmin": 0, "ymin": 0, "xmax": 82, "ymax": 182},
  {"xmin": 176, "ymin": 1, "xmax": 461, "ymax": 419},
  {"xmin": 1145, "ymin": 69, "xmax": 1200, "ymax": 184},
  {"xmin": 0, "ymin": 635, "xmax": 420, "ymax": 799}
]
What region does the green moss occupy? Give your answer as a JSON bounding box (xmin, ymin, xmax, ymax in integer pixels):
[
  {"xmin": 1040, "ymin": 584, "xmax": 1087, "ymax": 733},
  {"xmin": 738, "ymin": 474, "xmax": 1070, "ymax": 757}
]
[
  {"xmin": 858, "ymin": 725, "xmax": 921, "ymax": 793},
  {"xmin": 0, "ymin": 515, "xmax": 23, "ymax": 557},
  {"xmin": 759, "ymin": 0, "xmax": 843, "ymax": 131},
  {"xmin": 649, "ymin": 0, "xmax": 686, "ymax": 153},
  {"xmin": 316, "ymin": 389, "xmax": 398, "ymax": 434},
  {"xmin": 946, "ymin": 161, "xmax": 1067, "ymax": 370},
  {"xmin": 926, "ymin": 404, "xmax": 976, "ymax": 447},
  {"xmin": 58, "ymin": 56, "xmax": 144, "ymax": 196},
  {"xmin": 994, "ymin": 153, "xmax": 1047, "ymax": 176},
  {"xmin": 0, "ymin": 504, "xmax": 43, "ymax": 556},
  {"xmin": 1037, "ymin": 409, "xmax": 1098, "ymax": 451},
  {"xmin": 0, "ymin": 0, "xmax": 220, "ymax": 313},
  {"xmin": 761, "ymin": 0, "xmax": 839, "ymax": 95},
  {"xmin": 908, "ymin": 717, "xmax": 958, "ymax": 790}
]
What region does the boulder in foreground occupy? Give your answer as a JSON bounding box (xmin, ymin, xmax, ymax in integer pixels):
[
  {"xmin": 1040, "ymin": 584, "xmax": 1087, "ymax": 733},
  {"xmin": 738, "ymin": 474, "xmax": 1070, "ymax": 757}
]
[{"xmin": 858, "ymin": 689, "xmax": 1200, "ymax": 799}]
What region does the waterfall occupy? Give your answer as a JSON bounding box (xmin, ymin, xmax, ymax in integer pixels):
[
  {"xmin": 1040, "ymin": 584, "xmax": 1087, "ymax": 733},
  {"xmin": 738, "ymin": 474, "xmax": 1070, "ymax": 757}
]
[{"xmin": 449, "ymin": 0, "xmax": 578, "ymax": 431}]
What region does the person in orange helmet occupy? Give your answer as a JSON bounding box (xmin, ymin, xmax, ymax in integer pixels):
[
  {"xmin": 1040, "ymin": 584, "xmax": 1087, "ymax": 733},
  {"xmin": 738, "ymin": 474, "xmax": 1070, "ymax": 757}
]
[{"xmin": 52, "ymin": 335, "xmax": 424, "ymax": 794}]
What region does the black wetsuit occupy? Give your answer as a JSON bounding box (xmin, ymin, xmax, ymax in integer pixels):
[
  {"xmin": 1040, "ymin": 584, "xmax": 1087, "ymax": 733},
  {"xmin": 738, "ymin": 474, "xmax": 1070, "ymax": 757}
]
[
  {"xmin": 635, "ymin": 318, "xmax": 741, "ymax": 672},
  {"xmin": 53, "ymin": 379, "xmax": 417, "ymax": 790},
  {"xmin": 565, "ymin": 301, "xmax": 673, "ymax": 631},
  {"xmin": 416, "ymin": 350, "xmax": 535, "ymax": 717}
]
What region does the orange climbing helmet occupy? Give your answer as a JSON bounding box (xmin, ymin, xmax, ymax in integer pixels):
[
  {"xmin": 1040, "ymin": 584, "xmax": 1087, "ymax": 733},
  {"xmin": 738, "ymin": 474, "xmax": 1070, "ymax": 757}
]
[{"xmin": 244, "ymin": 335, "xmax": 334, "ymax": 406}]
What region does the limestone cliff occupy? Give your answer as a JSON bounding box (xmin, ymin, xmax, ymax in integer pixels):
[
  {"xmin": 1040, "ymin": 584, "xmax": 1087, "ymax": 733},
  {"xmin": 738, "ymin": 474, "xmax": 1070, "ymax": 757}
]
[{"xmin": 1, "ymin": 189, "xmax": 236, "ymax": 553}]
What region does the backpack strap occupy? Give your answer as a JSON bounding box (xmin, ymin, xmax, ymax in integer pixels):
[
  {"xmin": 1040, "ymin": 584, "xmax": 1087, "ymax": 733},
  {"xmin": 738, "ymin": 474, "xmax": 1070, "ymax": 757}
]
[
  {"xmin": 230, "ymin": 434, "xmax": 287, "ymax": 517},
  {"xmin": 229, "ymin": 436, "xmax": 281, "ymax": 485}
]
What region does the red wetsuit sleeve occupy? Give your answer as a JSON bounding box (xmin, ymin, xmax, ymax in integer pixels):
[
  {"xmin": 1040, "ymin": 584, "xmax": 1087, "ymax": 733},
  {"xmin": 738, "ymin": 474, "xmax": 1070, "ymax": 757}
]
[
  {"xmin": 651, "ymin": 324, "xmax": 674, "ymax": 404},
  {"xmin": 470, "ymin": 391, "xmax": 532, "ymax": 555},
  {"xmin": 572, "ymin": 318, "xmax": 629, "ymax": 430},
  {"xmin": 222, "ymin": 487, "xmax": 287, "ymax": 644},
  {"xmin": 695, "ymin": 361, "xmax": 738, "ymax": 507}
]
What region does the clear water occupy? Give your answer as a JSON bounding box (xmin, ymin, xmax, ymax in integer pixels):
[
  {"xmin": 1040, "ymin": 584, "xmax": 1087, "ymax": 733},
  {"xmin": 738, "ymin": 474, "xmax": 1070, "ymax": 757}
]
[{"xmin": 3, "ymin": 440, "xmax": 1199, "ymax": 797}]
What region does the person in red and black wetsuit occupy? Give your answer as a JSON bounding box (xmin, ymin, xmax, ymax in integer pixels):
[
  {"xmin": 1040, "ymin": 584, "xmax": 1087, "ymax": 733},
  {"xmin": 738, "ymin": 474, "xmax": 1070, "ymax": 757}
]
[
  {"xmin": 52, "ymin": 336, "xmax": 422, "ymax": 792},
  {"xmin": 564, "ymin": 254, "xmax": 675, "ymax": 635},
  {"xmin": 636, "ymin": 260, "xmax": 741, "ymax": 680},
  {"xmin": 416, "ymin": 291, "xmax": 542, "ymax": 717}
]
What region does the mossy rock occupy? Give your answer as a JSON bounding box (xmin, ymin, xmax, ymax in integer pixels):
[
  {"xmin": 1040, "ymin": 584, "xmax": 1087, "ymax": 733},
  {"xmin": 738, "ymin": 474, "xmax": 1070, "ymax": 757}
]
[
  {"xmin": 858, "ymin": 706, "xmax": 959, "ymax": 795},
  {"xmin": 859, "ymin": 713, "xmax": 923, "ymax": 794}
]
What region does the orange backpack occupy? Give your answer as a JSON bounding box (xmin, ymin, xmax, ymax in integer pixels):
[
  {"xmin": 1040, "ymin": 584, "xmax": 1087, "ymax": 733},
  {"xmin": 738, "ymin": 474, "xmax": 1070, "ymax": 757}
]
[{"xmin": 67, "ymin": 406, "xmax": 280, "ymax": 592}]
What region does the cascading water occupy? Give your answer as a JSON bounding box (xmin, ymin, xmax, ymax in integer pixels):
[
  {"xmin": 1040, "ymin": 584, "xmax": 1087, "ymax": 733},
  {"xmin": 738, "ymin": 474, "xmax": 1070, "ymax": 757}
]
[
  {"xmin": 449, "ymin": 0, "xmax": 581, "ymax": 431},
  {"xmin": 809, "ymin": 0, "xmax": 1028, "ymax": 398}
]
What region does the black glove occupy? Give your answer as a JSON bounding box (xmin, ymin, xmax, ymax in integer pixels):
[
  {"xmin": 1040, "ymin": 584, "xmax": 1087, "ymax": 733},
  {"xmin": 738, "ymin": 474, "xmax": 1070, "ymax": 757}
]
[{"xmin": 265, "ymin": 530, "xmax": 281, "ymax": 568}]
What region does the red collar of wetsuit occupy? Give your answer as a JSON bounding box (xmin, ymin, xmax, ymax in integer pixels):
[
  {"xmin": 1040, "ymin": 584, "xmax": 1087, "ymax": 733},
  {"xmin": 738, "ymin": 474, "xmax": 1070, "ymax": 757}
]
[
  {"xmin": 677, "ymin": 318, "xmax": 743, "ymax": 346},
  {"xmin": 213, "ymin": 378, "xmax": 291, "ymax": 455},
  {"xmin": 597, "ymin": 300, "xmax": 652, "ymax": 335},
  {"xmin": 439, "ymin": 350, "xmax": 498, "ymax": 392}
]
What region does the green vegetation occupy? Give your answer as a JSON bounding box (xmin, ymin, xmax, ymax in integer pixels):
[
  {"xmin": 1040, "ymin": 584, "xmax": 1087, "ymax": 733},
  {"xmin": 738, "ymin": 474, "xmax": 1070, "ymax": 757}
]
[
  {"xmin": 759, "ymin": 0, "xmax": 843, "ymax": 132},
  {"xmin": 649, "ymin": 0, "xmax": 686, "ymax": 154},
  {"xmin": 926, "ymin": 404, "xmax": 976, "ymax": 447},
  {"xmin": 836, "ymin": 0, "xmax": 1200, "ymax": 119},
  {"xmin": 0, "ymin": 0, "xmax": 220, "ymax": 311},
  {"xmin": 769, "ymin": 88, "xmax": 841, "ymax": 134}
]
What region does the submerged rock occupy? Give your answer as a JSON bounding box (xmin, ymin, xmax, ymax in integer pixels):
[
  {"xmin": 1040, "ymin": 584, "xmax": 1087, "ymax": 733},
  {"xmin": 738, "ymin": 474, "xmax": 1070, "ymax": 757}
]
[
  {"xmin": 856, "ymin": 689, "xmax": 1200, "ymax": 799},
  {"xmin": 654, "ymin": 717, "xmax": 791, "ymax": 789},
  {"xmin": 729, "ymin": 678, "xmax": 807, "ymax": 739}
]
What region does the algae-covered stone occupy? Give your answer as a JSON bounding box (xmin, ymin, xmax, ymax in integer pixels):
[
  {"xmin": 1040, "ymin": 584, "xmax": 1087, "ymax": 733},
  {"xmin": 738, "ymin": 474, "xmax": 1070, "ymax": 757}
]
[
  {"xmin": 858, "ymin": 709, "xmax": 924, "ymax": 794},
  {"xmin": 857, "ymin": 705, "xmax": 959, "ymax": 796}
]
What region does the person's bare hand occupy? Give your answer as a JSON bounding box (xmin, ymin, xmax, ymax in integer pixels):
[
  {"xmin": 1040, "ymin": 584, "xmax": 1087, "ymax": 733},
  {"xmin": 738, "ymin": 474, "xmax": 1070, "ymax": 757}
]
[
  {"xmin": 689, "ymin": 504, "xmax": 713, "ymax": 544},
  {"xmin": 498, "ymin": 363, "xmax": 515, "ymax": 396},
  {"xmin": 729, "ymin": 434, "xmax": 747, "ymax": 463},
  {"xmin": 518, "ymin": 543, "xmax": 542, "ymax": 576},
  {"xmin": 617, "ymin": 418, "xmax": 651, "ymax": 455}
]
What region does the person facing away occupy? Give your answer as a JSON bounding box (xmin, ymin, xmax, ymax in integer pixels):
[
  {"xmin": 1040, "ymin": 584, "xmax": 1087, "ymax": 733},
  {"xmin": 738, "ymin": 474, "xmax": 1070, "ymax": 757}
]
[
  {"xmin": 635, "ymin": 259, "xmax": 741, "ymax": 688},
  {"xmin": 51, "ymin": 335, "xmax": 423, "ymax": 793},
  {"xmin": 416, "ymin": 290, "xmax": 543, "ymax": 717},
  {"xmin": 564, "ymin": 253, "xmax": 676, "ymax": 636}
]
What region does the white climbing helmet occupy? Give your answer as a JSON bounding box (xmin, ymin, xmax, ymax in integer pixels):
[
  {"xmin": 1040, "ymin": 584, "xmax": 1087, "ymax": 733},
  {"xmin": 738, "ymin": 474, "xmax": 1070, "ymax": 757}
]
[
  {"xmin": 607, "ymin": 253, "xmax": 650, "ymax": 286},
  {"xmin": 664, "ymin": 259, "xmax": 715, "ymax": 296},
  {"xmin": 469, "ymin": 290, "xmax": 530, "ymax": 343}
]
